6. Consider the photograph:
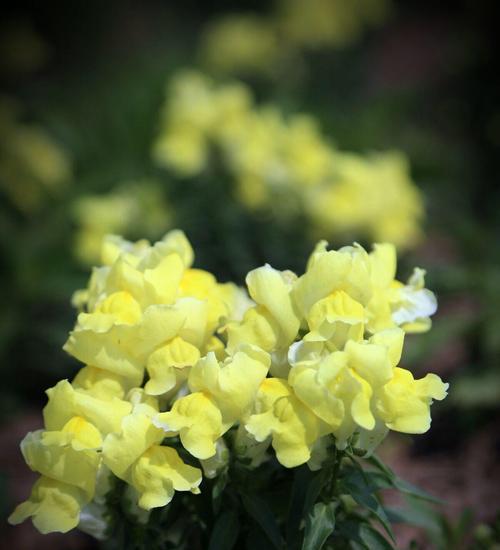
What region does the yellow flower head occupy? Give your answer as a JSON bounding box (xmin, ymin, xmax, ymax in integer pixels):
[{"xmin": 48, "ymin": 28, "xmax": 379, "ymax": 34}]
[
  {"xmin": 245, "ymin": 378, "xmax": 325, "ymax": 468},
  {"xmin": 9, "ymin": 476, "xmax": 88, "ymax": 534}
]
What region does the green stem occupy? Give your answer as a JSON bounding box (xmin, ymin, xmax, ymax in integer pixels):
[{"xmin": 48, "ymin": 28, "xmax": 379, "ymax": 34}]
[{"xmin": 324, "ymin": 447, "xmax": 343, "ymax": 502}]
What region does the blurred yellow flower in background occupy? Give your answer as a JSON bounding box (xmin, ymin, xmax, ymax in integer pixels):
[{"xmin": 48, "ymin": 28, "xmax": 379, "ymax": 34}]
[
  {"xmin": 306, "ymin": 152, "xmax": 424, "ymax": 249},
  {"xmin": 72, "ymin": 180, "xmax": 172, "ymax": 265},
  {"xmin": 200, "ymin": 15, "xmax": 280, "ymax": 76},
  {"xmin": 199, "ymin": 0, "xmax": 393, "ymax": 80},
  {"xmin": 154, "ymin": 71, "xmax": 424, "ymax": 250},
  {"xmin": 0, "ymin": 97, "xmax": 71, "ymax": 213},
  {"xmin": 277, "ymin": 0, "xmax": 392, "ymax": 49}
]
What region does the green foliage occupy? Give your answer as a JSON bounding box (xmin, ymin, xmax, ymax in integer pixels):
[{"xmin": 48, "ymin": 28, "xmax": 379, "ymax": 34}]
[
  {"xmin": 302, "ymin": 502, "xmax": 337, "ymax": 550},
  {"xmin": 99, "ymin": 442, "xmax": 458, "ymax": 550}
]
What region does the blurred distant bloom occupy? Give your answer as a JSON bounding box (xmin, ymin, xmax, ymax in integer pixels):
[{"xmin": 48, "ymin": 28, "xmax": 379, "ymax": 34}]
[
  {"xmin": 0, "ymin": 97, "xmax": 72, "ymax": 213},
  {"xmin": 276, "ymin": 0, "xmax": 392, "ymax": 49},
  {"xmin": 72, "ymin": 181, "xmax": 172, "ymax": 265},
  {"xmin": 200, "ymin": 15, "xmax": 281, "ymax": 76},
  {"xmin": 199, "ymin": 0, "xmax": 392, "ymax": 78},
  {"xmin": 154, "ymin": 71, "xmax": 423, "ymax": 249},
  {"xmin": 306, "ymin": 151, "xmax": 424, "ymax": 249}
]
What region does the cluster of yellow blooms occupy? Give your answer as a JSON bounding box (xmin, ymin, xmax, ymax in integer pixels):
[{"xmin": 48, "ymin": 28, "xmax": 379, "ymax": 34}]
[
  {"xmin": 9, "ymin": 229, "xmax": 447, "ymax": 536},
  {"xmin": 153, "ymin": 71, "xmax": 423, "ymax": 249},
  {"xmin": 200, "ymin": 0, "xmax": 392, "ymax": 76},
  {"xmin": 72, "ymin": 180, "xmax": 172, "ymax": 265}
]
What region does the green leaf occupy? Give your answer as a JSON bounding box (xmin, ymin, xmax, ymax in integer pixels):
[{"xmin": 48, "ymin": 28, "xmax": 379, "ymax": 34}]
[
  {"xmin": 357, "ymin": 523, "xmax": 395, "ymax": 550},
  {"xmin": 303, "ymin": 467, "xmax": 329, "ymax": 518},
  {"xmin": 366, "ymin": 455, "xmax": 443, "ymax": 504},
  {"xmin": 241, "ymin": 494, "xmax": 284, "ymax": 549},
  {"xmin": 212, "ymin": 470, "xmax": 228, "ymax": 515},
  {"xmin": 246, "ymin": 526, "xmax": 278, "ymax": 550},
  {"xmin": 392, "ymin": 477, "xmax": 444, "ymax": 505},
  {"xmin": 337, "ymin": 519, "xmax": 394, "ymax": 550},
  {"xmin": 365, "ymin": 455, "xmax": 395, "ymax": 480},
  {"xmin": 385, "ymin": 506, "xmax": 438, "ymax": 532},
  {"xmin": 301, "ymin": 501, "xmax": 337, "ymax": 550},
  {"xmin": 208, "ymin": 510, "xmax": 240, "ymax": 550},
  {"xmin": 340, "ymin": 467, "xmax": 394, "ymax": 542}
]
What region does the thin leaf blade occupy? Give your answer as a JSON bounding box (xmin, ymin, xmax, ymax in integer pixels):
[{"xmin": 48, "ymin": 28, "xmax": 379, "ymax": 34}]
[{"xmin": 301, "ymin": 502, "xmax": 337, "ymax": 550}]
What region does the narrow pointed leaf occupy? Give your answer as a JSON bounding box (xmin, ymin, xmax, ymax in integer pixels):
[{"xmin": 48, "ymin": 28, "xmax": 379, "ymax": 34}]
[
  {"xmin": 301, "ymin": 502, "xmax": 337, "ymax": 550},
  {"xmin": 208, "ymin": 510, "xmax": 240, "ymax": 550},
  {"xmin": 241, "ymin": 494, "xmax": 284, "ymax": 549}
]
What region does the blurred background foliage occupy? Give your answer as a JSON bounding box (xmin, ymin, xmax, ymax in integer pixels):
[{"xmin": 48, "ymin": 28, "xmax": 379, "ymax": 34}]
[{"xmin": 1, "ymin": 0, "xmax": 499, "ymax": 547}]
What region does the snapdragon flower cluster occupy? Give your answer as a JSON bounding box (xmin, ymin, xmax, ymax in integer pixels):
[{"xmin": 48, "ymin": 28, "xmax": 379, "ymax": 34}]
[
  {"xmin": 9, "ymin": 230, "xmax": 447, "ymax": 537},
  {"xmin": 153, "ymin": 71, "xmax": 423, "ymax": 249},
  {"xmin": 200, "ymin": 0, "xmax": 392, "ymax": 76}
]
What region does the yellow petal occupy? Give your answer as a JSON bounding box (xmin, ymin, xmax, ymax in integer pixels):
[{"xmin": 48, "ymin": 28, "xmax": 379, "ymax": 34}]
[
  {"xmin": 103, "ymin": 410, "xmax": 164, "ymax": 479},
  {"xmin": 42, "ymin": 416, "xmax": 102, "ymax": 451},
  {"xmin": 72, "ymin": 366, "xmax": 131, "ymax": 400},
  {"xmin": 145, "ymin": 337, "xmax": 199, "ymax": 396},
  {"xmin": 158, "ymin": 229, "xmax": 194, "ymax": 268},
  {"xmin": 376, "ymin": 368, "xmax": 448, "ymax": 434},
  {"xmin": 94, "ymin": 291, "xmax": 142, "ymax": 325},
  {"xmin": 292, "ymin": 249, "xmax": 351, "ymax": 317},
  {"xmin": 246, "ymin": 379, "xmax": 322, "ymax": 468},
  {"xmin": 8, "ymin": 476, "xmax": 87, "ymax": 534},
  {"xmin": 369, "ymin": 328, "xmax": 404, "ymax": 368},
  {"xmin": 21, "ymin": 431, "xmax": 99, "ymax": 498},
  {"xmin": 189, "ymin": 346, "xmax": 270, "ymax": 425},
  {"xmin": 369, "ymin": 243, "xmax": 397, "ymax": 289},
  {"xmin": 43, "ymin": 380, "xmax": 132, "ymax": 436},
  {"xmin": 289, "ymin": 357, "xmax": 344, "ymax": 429},
  {"xmin": 225, "ymin": 306, "xmax": 281, "ymax": 353},
  {"xmin": 345, "ymin": 339, "xmax": 393, "ymax": 388},
  {"xmin": 131, "ymin": 445, "xmax": 202, "ymax": 510},
  {"xmin": 246, "ymin": 265, "xmax": 300, "ymax": 345},
  {"xmin": 142, "ymin": 253, "xmax": 185, "ymax": 305},
  {"xmin": 155, "ymin": 392, "xmax": 223, "ymax": 459},
  {"xmin": 305, "ymin": 290, "xmax": 365, "ymax": 348}
]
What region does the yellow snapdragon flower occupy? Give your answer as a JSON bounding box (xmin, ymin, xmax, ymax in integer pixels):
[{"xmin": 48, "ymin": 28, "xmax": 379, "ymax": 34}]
[
  {"xmin": 9, "ymin": 409, "xmax": 104, "ymax": 533},
  {"xmin": 245, "ymin": 378, "xmax": 325, "ymax": 468},
  {"xmin": 155, "ymin": 345, "xmax": 270, "ymax": 458},
  {"xmin": 9, "ymin": 476, "xmax": 89, "ymax": 534},
  {"xmin": 103, "ymin": 390, "xmax": 202, "ymax": 510},
  {"xmin": 288, "ymin": 329, "xmax": 404, "ymax": 448},
  {"xmin": 376, "ymin": 367, "xmax": 449, "ymax": 433},
  {"xmin": 294, "ymin": 240, "xmax": 436, "ymax": 335}
]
